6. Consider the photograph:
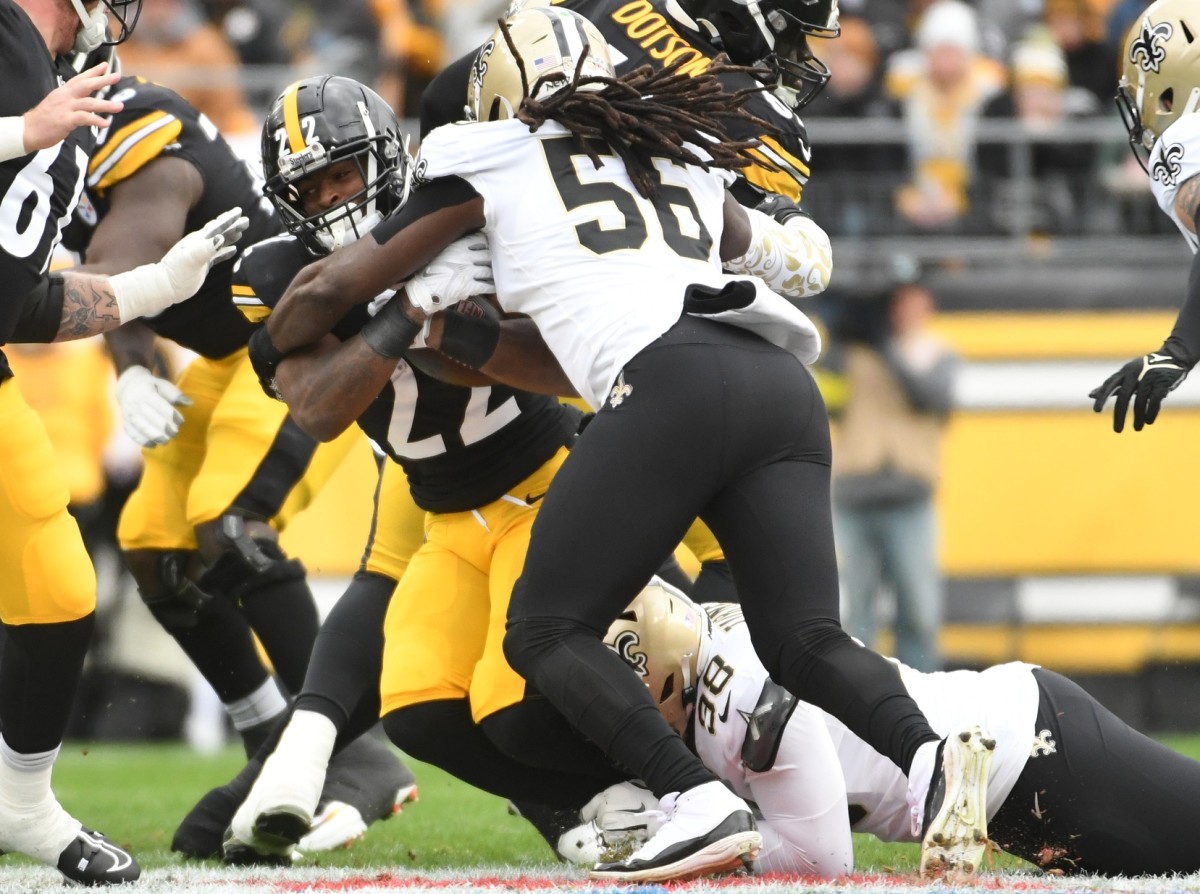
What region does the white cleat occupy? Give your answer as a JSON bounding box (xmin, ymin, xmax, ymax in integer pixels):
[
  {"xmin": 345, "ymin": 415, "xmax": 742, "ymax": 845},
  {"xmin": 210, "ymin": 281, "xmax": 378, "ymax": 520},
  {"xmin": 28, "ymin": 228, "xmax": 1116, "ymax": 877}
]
[
  {"xmin": 589, "ymin": 780, "xmax": 760, "ymax": 882},
  {"xmin": 229, "ymin": 745, "xmax": 325, "ymax": 855},
  {"xmin": 298, "ymin": 781, "xmax": 419, "ymax": 853},
  {"xmin": 920, "ymin": 726, "xmax": 996, "ymax": 881}
]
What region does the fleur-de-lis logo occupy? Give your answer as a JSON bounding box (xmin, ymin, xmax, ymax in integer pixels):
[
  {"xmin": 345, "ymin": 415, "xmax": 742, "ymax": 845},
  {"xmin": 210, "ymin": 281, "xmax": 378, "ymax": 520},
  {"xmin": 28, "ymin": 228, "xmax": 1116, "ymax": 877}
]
[
  {"xmin": 608, "ymin": 630, "xmax": 647, "ymax": 676},
  {"xmin": 1152, "ymin": 141, "xmax": 1185, "ymax": 186},
  {"xmin": 410, "ymin": 154, "xmax": 430, "ymax": 187},
  {"xmin": 1031, "ymin": 729, "xmax": 1057, "ymax": 758},
  {"xmin": 1129, "ymin": 19, "xmax": 1173, "ymax": 73},
  {"xmin": 609, "ymin": 371, "xmax": 633, "ymax": 407},
  {"xmin": 471, "ymin": 39, "xmax": 495, "ymax": 91}
]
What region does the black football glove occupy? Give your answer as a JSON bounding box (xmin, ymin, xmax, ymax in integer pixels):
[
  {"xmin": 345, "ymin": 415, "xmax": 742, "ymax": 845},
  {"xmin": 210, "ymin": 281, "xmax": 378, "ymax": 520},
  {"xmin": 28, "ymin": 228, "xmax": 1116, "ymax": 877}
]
[
  {"xmin": 753, "ymin": 194, "xmax": 810, "ymax": 226},
  {"xmin": 1089, "ymin": 345, "xmax": 1191, "ymax": 432}
]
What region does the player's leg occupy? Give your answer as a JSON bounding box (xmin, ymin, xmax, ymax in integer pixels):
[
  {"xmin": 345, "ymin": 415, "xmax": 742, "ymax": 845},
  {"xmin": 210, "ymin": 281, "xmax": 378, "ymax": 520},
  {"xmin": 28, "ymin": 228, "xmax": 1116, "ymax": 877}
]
[
  {"xmin": 989, "ymin": 667, "xmax": 1200, "ymax": 875},
  {"xmin": 0, "ymin": 378, "xmax": 139, "ymax": 885}
]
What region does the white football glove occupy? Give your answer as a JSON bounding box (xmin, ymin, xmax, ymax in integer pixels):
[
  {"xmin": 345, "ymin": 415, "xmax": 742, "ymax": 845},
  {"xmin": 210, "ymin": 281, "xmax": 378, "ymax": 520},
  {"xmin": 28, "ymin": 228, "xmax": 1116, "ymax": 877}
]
[
  {"xmin": 404, "ymin": 235, "xmax": 495, "ymax": 315},
  {"xmin": 115, "ymin": 366, "xmax": 192, "ymax": 447},
  {"xmin": 110, "ymin": 208, "xmax": 250, "ymax": 321},
  {"xmin": 580, "ymin": 781, "xmax": 664, "ymax": 843}
]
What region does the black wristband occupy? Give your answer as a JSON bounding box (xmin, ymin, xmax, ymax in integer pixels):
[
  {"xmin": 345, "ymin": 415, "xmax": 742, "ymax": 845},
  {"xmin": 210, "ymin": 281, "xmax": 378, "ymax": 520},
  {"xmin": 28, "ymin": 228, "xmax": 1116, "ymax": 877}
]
[
  {"xmin": 361, "ymin": 298, "xmax": 423, "ymax": 359},
  {"xmin": 248, "ymin": 325, "xmax": 285, "ymax": 399},
  {"xmin": 438, "ymin": 309, "xmax": 501, "ymax": 369},
  {"xmin": 754, "ymin": 194, "xmax": 809, "ymax": 225}
]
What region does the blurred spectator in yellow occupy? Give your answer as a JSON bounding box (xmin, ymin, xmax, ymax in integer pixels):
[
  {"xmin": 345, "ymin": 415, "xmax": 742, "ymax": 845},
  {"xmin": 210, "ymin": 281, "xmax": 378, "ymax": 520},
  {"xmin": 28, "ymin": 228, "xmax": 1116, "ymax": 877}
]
[
  {"xmin": 886, "ymin": 0, "xmax": 1006, "ymax": 232},
  {"xmin": 119, "ymin": 0, "xmax": 259, "ymax": 139},
  {"xmin": 803, "ymin": 17, "xmax": 905, "ymax": 237},
  {"xmin": 1044, "ymin": 0, "xmax": 1116, "ymax": 109},
  {"xmin": 371, "ymin": 0, "xmax": 445, "ymax": 117},
  {"xmin": 978, "ymin": 28, "xmax": 1101, "ymax": 235},
  {"xmin": 3, "ymin": 342, "xmax": 115, "ymax": 515}
]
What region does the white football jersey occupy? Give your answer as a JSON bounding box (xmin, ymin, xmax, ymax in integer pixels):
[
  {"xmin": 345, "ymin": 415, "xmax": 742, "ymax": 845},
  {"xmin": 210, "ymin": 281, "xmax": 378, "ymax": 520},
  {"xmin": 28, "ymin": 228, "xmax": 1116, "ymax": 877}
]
[
  {"xmin": 694, "ymin": 604, "xmax": 853, "ymax": 876},
  {"xmin": 693, "ymin": 605, "xmax": 1039, "ymax": 857},
  {"xmin": 417, "ymin": 119, "xmax": 819, "ymax": 408},
  {"xmin": 1149, "ymin": 113, "xmax": 1200, "ymax": 253}
]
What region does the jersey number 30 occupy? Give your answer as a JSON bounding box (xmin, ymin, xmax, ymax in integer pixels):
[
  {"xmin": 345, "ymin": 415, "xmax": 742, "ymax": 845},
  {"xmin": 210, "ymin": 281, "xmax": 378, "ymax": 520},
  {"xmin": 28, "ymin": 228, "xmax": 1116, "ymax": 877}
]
[{"xmin": 542, "ymin": 137, "xmax": 712, "ymax": 260}]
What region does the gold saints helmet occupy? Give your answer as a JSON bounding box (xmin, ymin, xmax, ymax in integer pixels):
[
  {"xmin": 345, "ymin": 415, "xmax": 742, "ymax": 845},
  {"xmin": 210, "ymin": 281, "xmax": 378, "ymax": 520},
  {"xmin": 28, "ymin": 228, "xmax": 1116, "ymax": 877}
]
[
  {"xmin": 603, "ymin": 579, "xmax": 709, "ymax": 735},
  {"xmin": 467, "ymin": 4, "xmax": 616, "ymax": 122},
  {"xmin": 1117, "ymin": 0, "xmax": 1200, "ymax": 170}
]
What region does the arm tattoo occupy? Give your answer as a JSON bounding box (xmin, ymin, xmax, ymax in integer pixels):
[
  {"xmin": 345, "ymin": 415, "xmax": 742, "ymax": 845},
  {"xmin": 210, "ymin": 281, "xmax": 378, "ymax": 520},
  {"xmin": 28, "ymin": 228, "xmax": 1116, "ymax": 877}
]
[
  {"xmin": 58, "ymin": 272, "xmax": 123, "ymax": 341},
  {"xmin": 1175, "ymin": 174, "xmax": 1200, "ymax": 235}
]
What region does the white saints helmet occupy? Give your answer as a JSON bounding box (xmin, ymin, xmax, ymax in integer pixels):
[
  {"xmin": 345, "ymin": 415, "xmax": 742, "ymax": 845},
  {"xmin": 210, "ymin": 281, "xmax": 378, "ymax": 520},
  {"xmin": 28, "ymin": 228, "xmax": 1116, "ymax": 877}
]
[
  {"xmin": 468, "ymin": 5, "xmax": 616, "ymax": 122},
  {"xmin": 603, "ymin": 579, "xmax": 708, "ymax": 735},
  {"xmin": 1116, "ymin": 0, "xmax": 1200, "ymax": 170}
]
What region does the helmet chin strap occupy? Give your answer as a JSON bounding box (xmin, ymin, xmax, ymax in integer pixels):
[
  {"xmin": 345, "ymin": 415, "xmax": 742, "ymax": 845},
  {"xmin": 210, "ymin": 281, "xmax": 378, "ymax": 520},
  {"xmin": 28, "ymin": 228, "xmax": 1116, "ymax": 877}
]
[
  {"xmin": 69, "ymin": 0, "xmax": 108, "ymax": 53},
  {"xmin": 662, "ymin": 0, "xmax": 700, "ymax": 33}
]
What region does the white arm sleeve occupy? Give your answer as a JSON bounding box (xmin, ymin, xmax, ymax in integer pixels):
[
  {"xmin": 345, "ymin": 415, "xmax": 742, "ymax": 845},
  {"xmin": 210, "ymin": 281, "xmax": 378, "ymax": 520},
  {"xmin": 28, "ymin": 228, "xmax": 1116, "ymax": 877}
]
[
  {"xmin": 724, "ymin": 207, "xmax": 833, "ymax": 301},
  {"xmin": 0, "ymin": 116, "xmax": 26, "ymax": 162},
  {"xmin": 747, "ymin": 702, "xmax": 855, "ymax": 877}
]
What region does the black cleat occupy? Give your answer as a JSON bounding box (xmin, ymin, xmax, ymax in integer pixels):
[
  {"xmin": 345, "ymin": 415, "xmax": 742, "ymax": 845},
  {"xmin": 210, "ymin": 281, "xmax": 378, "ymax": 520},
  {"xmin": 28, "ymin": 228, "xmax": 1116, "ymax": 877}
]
[
  {"xmin": 56, "ymin": 827, "xmax": 140, "ymax": 886},
  {"xmin": 172, "ymin": 780, "xmax": 247, "ymax": 859}
]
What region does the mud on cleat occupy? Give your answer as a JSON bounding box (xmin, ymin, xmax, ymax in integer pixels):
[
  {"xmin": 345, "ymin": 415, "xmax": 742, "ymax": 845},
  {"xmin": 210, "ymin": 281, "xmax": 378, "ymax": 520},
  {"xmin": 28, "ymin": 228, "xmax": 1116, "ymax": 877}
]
[
  {"xmin": 589, "ymin": 780, "xmax": 761, "ymax": 882},
  {"xmin": 221, "ymin": 825, "xmax": 296, "ymax": 867},
  {"xmin": 56, "ymin": 826, "xmax": 140, "ymax": 885},
  {"xmin": 920, "ymin": 726, "xmax": 997, "ymax": 881}
]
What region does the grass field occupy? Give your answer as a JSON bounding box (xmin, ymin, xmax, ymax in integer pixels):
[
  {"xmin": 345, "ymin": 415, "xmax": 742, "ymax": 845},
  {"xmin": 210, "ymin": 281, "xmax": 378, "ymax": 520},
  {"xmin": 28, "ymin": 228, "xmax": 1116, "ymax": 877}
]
[{"xmin": 5, "ymin": 734, "xmax": 1200, "ymax": 892}]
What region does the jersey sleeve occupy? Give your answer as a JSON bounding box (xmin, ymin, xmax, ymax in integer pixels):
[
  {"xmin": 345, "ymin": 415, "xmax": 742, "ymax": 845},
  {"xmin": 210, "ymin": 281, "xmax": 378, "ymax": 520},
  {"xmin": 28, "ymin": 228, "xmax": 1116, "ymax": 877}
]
[
  {"xmin": 230, "ymin": 236, "xmax": 310, "ymax": 322},
  {"xmin": 1150, "ymin": 114, "xmax": 1200, "ymax": 242},
  {"xmin": 85, "ymin": 87, "xmax": 185, "ymax": 197},
  {"xmin": 0, "ymin": 4, "xmax": 46, "ymax": 116},
  {"xmin": 722, "ymin": 79, "xmax": 812, "ymax": 204}
]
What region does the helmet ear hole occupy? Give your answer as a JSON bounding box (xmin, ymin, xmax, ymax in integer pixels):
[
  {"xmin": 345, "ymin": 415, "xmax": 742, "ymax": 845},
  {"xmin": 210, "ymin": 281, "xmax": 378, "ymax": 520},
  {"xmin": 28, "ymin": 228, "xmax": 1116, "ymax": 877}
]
[{"xmin": 1161, "ymin": 86, "xmax": 1175, "ymax": 112}]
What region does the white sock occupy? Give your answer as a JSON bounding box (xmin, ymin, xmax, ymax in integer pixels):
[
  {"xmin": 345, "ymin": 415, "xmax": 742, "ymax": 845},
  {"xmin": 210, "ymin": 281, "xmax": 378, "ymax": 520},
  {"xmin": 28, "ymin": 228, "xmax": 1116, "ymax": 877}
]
[
  {"xmin": 275, "ymin": 710, "xmax": 338, "ymax": 774},
  {"xmin": 0, "ymin": 737, "xmax": 80, "ymax": 863},
  {"xmin": 907, "ymin": 738, "xmax": 942, "ymax": 837},
  {"xmin": 226, "ymin": 678, "xmax": 288, "ymax": 732},
  {"xmin": 250, "ymin": 710, "xmax": 338, "ymax": 819}
]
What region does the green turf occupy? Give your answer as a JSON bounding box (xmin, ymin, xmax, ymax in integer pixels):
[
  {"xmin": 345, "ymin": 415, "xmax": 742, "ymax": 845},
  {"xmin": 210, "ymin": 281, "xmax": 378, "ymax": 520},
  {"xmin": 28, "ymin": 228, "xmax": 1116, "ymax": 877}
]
[{"xmin": 29, "ymin": 733, "xmax": 1200, "ymax": 874}]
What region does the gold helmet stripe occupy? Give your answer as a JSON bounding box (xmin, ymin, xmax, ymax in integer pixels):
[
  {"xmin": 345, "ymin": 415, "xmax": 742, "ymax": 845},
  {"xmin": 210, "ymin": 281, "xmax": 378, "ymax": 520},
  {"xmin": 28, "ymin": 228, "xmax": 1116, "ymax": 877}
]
[{"xmin": 281, "ymin": 80, "xmax": 306, "ymax": 153}]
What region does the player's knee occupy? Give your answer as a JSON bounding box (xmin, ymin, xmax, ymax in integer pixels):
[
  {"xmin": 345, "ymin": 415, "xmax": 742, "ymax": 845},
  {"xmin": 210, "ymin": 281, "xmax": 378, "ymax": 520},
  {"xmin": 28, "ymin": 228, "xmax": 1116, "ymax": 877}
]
[
  {"xmin": 133, "ymin": 549, "xmax": 215, "ymax": 631},
  {"xmin": 195, "ymin": 512, "xmax": 305, "ymax": 605},
  {"xmin": 381, "ymin": 702, "xmax": 448, "ymax": 765}
]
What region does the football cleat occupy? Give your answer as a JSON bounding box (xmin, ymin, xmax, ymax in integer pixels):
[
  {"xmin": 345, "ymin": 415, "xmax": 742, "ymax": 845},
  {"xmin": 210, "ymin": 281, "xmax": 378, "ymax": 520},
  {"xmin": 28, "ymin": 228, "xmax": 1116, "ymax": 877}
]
[
  {"xmin": 920, "ymin": 726, "xmax": 996, "ymax": 881},
  {"xmin": 589, "ymin": 780, "xmax": 760, "ymax": 882},
  {"xmin": 56, "ymin": 826, "xmax": 141, "ymax": 885},
  {"xmin": 298, "ymin": 781, "xmax": 418, "ymax": 852},
  {"xmin": 221, "ymin": 826, "xmax": 295, "ymax": 866}
]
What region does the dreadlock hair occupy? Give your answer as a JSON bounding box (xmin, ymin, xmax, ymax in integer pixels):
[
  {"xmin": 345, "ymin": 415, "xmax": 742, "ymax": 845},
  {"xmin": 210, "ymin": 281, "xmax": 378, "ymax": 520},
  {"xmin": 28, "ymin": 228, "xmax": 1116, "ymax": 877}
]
[{"xmin": 497, "ymin": 18, "xmax": 782, "ymax": 199}]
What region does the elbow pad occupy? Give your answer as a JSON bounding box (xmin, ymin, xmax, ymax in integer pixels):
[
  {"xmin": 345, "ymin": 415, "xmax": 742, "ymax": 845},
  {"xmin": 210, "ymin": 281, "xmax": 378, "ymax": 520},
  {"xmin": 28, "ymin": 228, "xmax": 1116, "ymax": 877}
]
[{"xmin": 724, "ymin": 207, "xmax": 833, "ymax": 300}]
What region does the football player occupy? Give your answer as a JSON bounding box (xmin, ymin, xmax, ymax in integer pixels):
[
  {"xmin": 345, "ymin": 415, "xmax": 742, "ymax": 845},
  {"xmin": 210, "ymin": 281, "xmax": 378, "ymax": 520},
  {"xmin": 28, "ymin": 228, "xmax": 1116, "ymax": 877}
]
[
  {"xmin": 420, "ymin": 0, "xmax": 839, "ymax": 608},
  {"xmin": 598, "ymin": 581, "xmax": 1200, "ymax": 876},
  {"xmin": 61, "ymin": 45, "xmax": 413, "ymax": 851},
  {"xmin": 245, "ymin": 6, "xmax": 989, "ymax": 883},
  {"xmin": 177, "ymin": 74, "xmax": 635, "ymax": 864},
  {"xmin": 0, "ymin": 0, "xmax": 247, "ymax": 884},
  {"xmin": 1091, "ymin": 0, "xmax": 1200, "ymax": 430}
]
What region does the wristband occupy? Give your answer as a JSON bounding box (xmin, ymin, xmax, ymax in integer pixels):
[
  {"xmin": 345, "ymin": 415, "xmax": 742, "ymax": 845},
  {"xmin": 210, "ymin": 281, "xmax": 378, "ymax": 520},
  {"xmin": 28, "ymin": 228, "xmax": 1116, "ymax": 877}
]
[
  {"xmin": 0, "ymin": 116, "xmax": 26, "ymax": 162},
  {"xmin": 437, "ymin": 309, "xmax": 501, "ymax": 368},
  {"xmin": 248, "ymin": 325, "xmax": 284, "ymax": 376},
  {"xmin": 361, "ymin": 298, "xmax": 423, "ymax": 359},
  {"xmin": 108, "ymin": 263, "xmax": 174, "ymax": 322}
]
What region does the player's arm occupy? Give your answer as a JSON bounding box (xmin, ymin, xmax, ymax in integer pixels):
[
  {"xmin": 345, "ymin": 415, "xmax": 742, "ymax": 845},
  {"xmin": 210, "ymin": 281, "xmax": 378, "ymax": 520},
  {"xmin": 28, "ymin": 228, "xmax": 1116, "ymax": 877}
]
[
  {"xmin": 720, "ymin": 192, "xmax": 832, "ymax": 301},
  {"xmin": 274, "ymin": 332, "xmax": 403, "ymax": 441},
  {"xmin": 0, "ymin": 63, "xmax": 122, "ymax": 161},
  {"xmin": 264, "ymin": 189, "xmax": 485, "ymax": 356},
  {"xmin": 1090, "ymin": 173, "xmax": 1200, "ymax": 432},
  {"xmin": 419, "ymin": 300, "xmax": 578, "ymax": 397}
]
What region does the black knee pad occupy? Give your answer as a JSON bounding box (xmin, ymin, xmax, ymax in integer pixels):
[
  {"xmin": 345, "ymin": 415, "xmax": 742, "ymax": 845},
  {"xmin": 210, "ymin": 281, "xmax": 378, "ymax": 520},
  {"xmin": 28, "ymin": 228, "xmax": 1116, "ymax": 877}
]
[
  {"xmin": 138, "ymin": 550, "xmax": 215, "ymax": 631},
  {"xmin": 197, "ymin": 514, "xmax": 305, "ymax": 605}
]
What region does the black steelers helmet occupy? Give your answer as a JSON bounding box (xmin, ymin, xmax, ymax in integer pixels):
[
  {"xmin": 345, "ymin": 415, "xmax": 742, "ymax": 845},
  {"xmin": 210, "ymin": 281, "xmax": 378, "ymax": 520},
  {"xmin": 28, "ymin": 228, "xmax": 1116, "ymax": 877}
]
[
  {"xmin": 675, "ymin": 0, "xmax": 841, "ymax": 109},
  {"xmin": 261, "ymin": 75, "xmax": 411, "ymax": 256}
]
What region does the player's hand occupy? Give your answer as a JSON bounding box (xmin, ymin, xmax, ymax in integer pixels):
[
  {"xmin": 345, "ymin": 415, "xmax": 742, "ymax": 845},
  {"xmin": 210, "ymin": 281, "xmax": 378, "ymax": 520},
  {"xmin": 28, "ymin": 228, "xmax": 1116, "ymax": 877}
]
[
  {"xmin": 115, "ymin": 365, "xmax": 192, "ymax": 447},
  {"xmin": 1089, "ymin": 346, "xmax": 1191, "ymax": 432},
  {"xmin": 160, "ymin": 208, "xmax": 249, "ymax": 304},
  {"xmin": 24, "ymin": 63, "xmax": 123, "ymax": 151},
  {"xmin": 404, "ymin": 235, "xmax": 494, "ymax": 315}
]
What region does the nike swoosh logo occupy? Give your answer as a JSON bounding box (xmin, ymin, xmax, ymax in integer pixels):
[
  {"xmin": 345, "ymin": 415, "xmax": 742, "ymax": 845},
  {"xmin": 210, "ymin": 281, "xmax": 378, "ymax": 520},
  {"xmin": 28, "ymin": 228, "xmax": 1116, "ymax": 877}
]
[
  {"xmin": 524, "ymin": 493, "xmax": 544, "ymax": 506},
  {"xmin": 718, "ymin": 695, "xmax": 731, "ymax": 723}
]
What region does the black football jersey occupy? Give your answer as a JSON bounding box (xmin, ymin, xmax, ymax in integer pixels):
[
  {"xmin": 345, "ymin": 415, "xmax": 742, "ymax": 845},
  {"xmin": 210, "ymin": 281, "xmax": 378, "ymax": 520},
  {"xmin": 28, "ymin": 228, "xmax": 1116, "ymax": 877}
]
[
  {"xmin": 62, "ymin": 76, "xmax": 282, "ymax": 360},
  {"xmin": 233, "ymin": 234, "xmax": 580, "ymax": 512},
  {"xmin": 420, "ymin": 0, "xmax": 812, "ymax": 207},
  {"xmin": 0, "ymin": 0, "xmax": 96, "ymax": 378}
]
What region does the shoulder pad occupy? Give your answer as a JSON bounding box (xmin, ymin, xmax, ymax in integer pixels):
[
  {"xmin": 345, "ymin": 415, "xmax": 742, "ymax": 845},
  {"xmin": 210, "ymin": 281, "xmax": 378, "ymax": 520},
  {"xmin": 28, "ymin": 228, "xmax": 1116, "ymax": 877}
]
[
  {"xmin": 741, "ymin": 678, "xmax": 798, "ymax": 773},
  {"xmin": 231, "ymin": 235, "xmax": 313, "ymax": 321}
]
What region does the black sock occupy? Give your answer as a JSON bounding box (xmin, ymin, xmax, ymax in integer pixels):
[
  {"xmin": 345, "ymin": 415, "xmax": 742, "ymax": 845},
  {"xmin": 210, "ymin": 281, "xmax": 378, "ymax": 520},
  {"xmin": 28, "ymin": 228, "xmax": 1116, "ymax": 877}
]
[
  {"xmin": 0, "ymin": 615, "xmax": 94, "ymax": 753},
  {"xmin": 240, "ymin": 576, "xmax": 320, "ymax": 694}
]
